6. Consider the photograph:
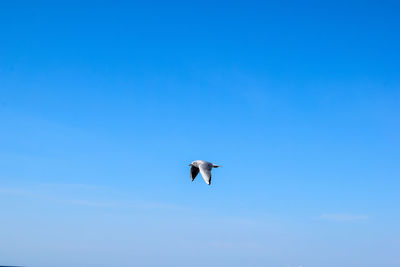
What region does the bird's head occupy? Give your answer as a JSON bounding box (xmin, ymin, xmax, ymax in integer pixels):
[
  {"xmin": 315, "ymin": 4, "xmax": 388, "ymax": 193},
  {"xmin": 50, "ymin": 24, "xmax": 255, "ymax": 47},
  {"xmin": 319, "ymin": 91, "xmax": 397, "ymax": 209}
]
[{"xmin": 189, "ymin": 161, "xmax": 198, "ymax": 167}]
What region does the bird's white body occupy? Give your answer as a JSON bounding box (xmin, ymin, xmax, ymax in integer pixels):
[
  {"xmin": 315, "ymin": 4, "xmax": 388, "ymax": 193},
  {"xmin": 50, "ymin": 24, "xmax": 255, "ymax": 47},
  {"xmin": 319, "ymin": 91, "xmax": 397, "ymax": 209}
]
[{"xmin": 189, "ymin": 160, "xmax": 221, "ymax": 185}]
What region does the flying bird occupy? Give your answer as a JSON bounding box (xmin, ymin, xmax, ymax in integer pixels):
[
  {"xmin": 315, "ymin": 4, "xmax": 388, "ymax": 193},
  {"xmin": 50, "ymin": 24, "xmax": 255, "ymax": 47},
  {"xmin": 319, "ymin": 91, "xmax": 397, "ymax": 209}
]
[{"xmin": 189, "ymin": 160, "xmax": 222, "ymax": 185}]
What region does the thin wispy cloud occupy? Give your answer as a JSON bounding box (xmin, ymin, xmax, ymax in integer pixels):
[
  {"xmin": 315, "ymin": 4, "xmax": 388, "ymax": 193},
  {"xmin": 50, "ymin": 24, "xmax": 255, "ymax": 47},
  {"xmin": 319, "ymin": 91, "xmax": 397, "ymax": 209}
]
[
  {"xmin": 37, "ymin": 182, "xmax": 109, "ymax": 190},
  {"xmin": 0, "ymin": 183, "xmax": 182, "ymax": 211},
  {"xmin": 320, "ymin": 213, "xmax": 369, "ymax": 222}
]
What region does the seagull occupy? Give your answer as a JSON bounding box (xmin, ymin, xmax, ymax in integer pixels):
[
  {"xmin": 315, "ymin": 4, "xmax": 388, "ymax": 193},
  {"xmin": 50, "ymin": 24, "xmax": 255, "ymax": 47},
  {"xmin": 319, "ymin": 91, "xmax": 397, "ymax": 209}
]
[{"xmin": 189, "ymin": 160, "xmax": 222, "ymax": 185}]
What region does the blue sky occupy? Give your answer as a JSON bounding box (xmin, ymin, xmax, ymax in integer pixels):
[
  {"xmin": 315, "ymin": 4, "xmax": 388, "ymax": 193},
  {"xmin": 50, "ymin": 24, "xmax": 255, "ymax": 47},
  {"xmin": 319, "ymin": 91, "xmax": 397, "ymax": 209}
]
[{"xmin": 0, "ymin": 1, "xmax": 399, "ymax": 267}]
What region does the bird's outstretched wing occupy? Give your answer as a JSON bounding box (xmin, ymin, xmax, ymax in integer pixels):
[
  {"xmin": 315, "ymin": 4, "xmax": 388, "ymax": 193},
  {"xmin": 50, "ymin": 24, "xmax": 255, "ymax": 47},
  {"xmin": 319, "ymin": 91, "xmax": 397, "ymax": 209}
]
[
  {"xmin": 190, "ymin": 165, "xmax": 199, "ymax": 181},
  {"xmin": 199, "ymin": 164, "xmax": 212, "ymax": 185}
]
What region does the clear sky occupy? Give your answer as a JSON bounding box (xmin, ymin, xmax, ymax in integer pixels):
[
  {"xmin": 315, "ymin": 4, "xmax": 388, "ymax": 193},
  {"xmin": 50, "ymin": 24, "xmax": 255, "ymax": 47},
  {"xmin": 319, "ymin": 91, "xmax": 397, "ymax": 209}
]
[{"xmin": 1, "ymin": 1, "xmax": 399, "ymax": 267}]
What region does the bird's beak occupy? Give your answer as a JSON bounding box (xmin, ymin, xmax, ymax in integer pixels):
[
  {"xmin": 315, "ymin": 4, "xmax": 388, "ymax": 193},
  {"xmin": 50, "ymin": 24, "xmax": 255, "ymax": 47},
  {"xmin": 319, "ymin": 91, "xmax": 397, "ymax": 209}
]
[{"xmin": 188, "ymin": 164, "xmax": 192, "ymax": 166}]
